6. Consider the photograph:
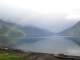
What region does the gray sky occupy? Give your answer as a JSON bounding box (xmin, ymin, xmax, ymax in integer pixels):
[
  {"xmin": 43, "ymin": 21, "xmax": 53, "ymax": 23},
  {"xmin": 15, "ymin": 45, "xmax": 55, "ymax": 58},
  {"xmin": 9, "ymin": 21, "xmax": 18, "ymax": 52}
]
[{"xmin": 0, "ymin": 0, "xmax": 80, "ymax": 33}]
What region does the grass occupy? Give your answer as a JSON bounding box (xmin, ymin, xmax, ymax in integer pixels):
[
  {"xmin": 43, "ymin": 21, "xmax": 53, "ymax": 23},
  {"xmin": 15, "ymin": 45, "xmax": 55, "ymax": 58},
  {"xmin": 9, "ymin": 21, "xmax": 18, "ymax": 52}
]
[
  {"xmin": 0, "ymin": 49, "xmax": 68, "ymax": 60},
  {"xmin": 0, "ymin": 51, "xmax": 25, "ymax": 60}
]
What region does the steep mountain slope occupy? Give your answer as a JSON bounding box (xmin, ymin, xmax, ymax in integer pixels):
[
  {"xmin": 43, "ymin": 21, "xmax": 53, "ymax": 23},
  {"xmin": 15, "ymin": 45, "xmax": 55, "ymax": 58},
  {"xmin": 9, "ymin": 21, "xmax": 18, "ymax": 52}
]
[
  {"xmin": 60, "ymin": 21, "xmax": 80, "ymax": 45},
  {"xmin": 60, "ymin": 21, "xmax": 80, "ymax": 36},
  {"xmin": 18, "ymin": 26, "xmax": 54, "ymax": 43},
  {"xmin": 0, "ymin": 20, "xmax": 53, "ymax": 37},
  {"xmin": 0, "ymin": 19, "xmax": 24, "ymax": 48},
  {"xmin": 0, "ymin": 19, "xmax": 53, "ymax": 47},
  {"xmin": 21, "ymin": 26, "xmax": 53, "ymax": 37}
]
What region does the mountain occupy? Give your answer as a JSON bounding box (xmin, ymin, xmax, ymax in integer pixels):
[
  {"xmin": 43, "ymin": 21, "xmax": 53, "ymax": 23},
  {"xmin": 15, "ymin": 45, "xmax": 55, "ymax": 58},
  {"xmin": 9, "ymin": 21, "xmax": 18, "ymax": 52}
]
[
  {"xmin": 21, "ymin": 26, "xmax": 53, "ymax": 37},
  {"xmin": 17, "ymin": 26, "xmax": 54, "ymax": 43},
  {"xmin": 59, "ymin": 21, "xmax": 80, "ymax": 45},
  {"xmin": 18, "ymin": 26, "xmax": 54, "ymax": 43},
  {"xmin": 0, "ymin": 19, "xmax": 53, "ymax": 47},
  {"xmin": 0, "ymin": 20, "xmax": 53, "ymax": 36},
  {"xmin": 59, "ymin": 21, "xmax": 80, "ymax": 36}
]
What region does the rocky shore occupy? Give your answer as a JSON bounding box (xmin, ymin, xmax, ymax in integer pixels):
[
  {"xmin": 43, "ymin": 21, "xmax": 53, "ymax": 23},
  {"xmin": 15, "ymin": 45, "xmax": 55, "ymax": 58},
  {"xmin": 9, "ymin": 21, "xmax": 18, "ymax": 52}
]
[{"xmin": 0, "ymin": 48, "xmax": 80, "ymax": 60}]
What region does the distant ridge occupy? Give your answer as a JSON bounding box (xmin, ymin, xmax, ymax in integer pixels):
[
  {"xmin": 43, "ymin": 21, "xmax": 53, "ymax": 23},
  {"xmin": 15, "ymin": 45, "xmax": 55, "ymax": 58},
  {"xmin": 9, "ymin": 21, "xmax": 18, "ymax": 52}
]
[
  {"xmin": 59, "ymin": 21, "xmax": 80, "ymax": 36},
  {"xmin": 0, "ymin": 19, "xmax": 53, "ymax": 44},
  {"xmin": 59, "ymin": 21, "xmax": 80, "ymax": 45}
]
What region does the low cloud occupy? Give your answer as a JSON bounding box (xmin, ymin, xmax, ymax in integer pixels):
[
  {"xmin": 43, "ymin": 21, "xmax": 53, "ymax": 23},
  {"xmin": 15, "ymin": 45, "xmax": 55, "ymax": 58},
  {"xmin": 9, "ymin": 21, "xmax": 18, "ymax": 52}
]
[{"xmin": 0, "ymin": 0, "xmax": 79, "ymax": 33}]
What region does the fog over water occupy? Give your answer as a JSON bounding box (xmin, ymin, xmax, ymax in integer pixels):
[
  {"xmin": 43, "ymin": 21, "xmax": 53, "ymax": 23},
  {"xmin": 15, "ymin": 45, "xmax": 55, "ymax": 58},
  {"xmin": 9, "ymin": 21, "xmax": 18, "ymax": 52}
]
[
  {"xmin": 0, "ymin": 0, "xmax": 80, "ymax": 56},
  {"xmin": 15, "ymin": 36, "xmax": 80, "ymax": 56}
]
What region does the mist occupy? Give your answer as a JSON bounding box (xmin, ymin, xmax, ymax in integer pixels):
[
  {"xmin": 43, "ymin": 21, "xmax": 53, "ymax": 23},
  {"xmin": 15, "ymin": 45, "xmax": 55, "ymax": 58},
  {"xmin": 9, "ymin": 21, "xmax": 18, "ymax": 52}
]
[
  {"xmin": 0, "ymin": 0, "xmax": 79, "ymax": 33},
  {"xmin": 0, "ymin": 0, "xmax": 80, "ymax": 56},
  {"xmin": 0, "ymin": 7, "xmax": 78, "ymax": 33},
  {"xmin": 15, "ymin": 36, "xmax": 80, "ymax": 56}
]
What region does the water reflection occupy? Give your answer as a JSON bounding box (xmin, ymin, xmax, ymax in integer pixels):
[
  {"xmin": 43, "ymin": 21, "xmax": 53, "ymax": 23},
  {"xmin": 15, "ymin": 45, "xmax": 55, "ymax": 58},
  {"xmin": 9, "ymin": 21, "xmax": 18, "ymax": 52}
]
[{"xmin": 15, "ymin": 36, "xmax": 80, "ymax": 55}]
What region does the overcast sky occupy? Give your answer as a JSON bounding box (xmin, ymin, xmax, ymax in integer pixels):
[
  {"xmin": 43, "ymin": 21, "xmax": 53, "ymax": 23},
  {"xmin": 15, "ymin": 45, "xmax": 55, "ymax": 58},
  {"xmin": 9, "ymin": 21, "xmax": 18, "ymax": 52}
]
[{"xmin": 0, "ymin": 0, "xmax": 80, "ymax": 33}]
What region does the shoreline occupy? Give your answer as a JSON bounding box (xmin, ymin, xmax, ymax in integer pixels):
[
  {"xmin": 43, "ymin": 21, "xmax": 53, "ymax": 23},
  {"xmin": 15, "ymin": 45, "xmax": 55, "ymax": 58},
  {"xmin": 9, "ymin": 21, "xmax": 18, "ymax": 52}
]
[{"xmin": 0, "ymin": 48, "xmax": 80, "ymax": 60}]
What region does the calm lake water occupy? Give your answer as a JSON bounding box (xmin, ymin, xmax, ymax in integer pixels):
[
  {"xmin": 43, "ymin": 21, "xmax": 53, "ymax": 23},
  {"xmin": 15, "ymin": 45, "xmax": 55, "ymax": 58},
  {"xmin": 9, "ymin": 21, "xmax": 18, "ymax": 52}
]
[{"xmin": 16, "ymin": 36, "xmax": 80, "ymax": 55}]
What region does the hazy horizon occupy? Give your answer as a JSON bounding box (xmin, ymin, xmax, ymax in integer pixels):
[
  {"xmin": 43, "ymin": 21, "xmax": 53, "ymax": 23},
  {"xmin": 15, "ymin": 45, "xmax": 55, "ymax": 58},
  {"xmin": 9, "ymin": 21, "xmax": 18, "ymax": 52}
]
[
  {"xmin": 0, "ymin": 0, "xmax": 80, "ymax": 56},
  {"xmin": 0, "ymin": 0, "xmax": 80, "ymax": 33}
]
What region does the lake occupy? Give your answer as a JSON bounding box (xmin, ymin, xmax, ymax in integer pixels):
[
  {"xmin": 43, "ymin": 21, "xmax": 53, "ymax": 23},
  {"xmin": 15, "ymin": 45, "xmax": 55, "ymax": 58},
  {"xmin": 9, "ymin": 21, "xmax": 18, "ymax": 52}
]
[{"xmin": 15, "ymin": 35, "xmax": 80, "ymax": 55}]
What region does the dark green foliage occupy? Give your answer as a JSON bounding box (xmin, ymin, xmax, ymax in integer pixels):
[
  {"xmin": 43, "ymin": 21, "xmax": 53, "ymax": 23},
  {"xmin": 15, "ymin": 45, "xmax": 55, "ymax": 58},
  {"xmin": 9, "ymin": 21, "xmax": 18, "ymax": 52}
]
[{"xmin": 0, "ymin": 22, "xmax": 24, "ymax": 48}]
